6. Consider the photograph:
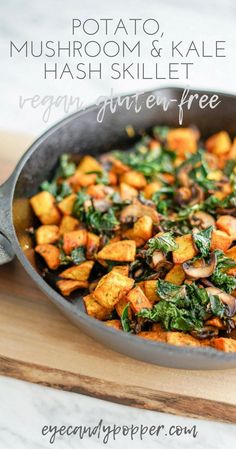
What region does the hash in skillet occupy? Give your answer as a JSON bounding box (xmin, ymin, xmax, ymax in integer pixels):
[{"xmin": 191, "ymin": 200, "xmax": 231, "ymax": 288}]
[{"xmin": 29, "ymin": 126, "xmax": 236, "ymax": 352}]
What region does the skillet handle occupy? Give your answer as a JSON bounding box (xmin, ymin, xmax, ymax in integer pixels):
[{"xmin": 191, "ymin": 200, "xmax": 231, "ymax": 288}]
[{"xmin": 0, "ymin": 176, "xmax": 15, "ymax": 265}]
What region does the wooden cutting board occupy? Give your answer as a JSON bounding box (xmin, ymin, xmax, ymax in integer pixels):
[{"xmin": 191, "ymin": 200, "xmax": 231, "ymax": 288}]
[{"xmin": 0, "ymin": 130, "xmax": 236, "ymax": 424}]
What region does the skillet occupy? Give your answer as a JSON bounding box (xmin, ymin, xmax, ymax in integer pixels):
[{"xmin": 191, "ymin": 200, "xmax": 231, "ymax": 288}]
[{"xmin": 1, "ymin": 86, "xmax": 236, "ymax": 369}]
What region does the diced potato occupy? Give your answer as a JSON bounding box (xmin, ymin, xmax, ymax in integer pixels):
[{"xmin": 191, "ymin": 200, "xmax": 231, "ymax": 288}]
[
  {"xmin": 210, "ymin": 229, "xmax": 232, "ymax": 252},
  {"xmin": 30, "ymin": 191, "xmax": 61, "ymax": 225},
  {"xmin": 216, "ymin": 215, "xmax": 236, "ymax": 239},
  {"xmin": 63, "ymin": 230, "xmax": 87, "ymax": 254},
  {"xmin": 141, "ymin": 280, "xmax": 159, "ymax": 304},
  {"xmin": 112, "ymin": 265, "xmax": 129, "ymax": 277},
  {"xmin": 165, "ymin": 264, "xmax": 186, "ymax": 285},
  {"xmin": 60, "ymin": 261, "xmax": 94, "ymax": 281},
  {"xmin": 226, "ymin": 245, "xmax": 236, "ymax": 275},
  {"xmin": 111, "ymin": 158, "xmax": 130, "ymax": 174},
  {"xmin": 59, "ymin": 216, "xmax": 80, "ymax": 235},
  {"xmin": 35, "ymin": 225, "xmax": 59, "ymax": 245},
  {"xmin": 120, "ymin": 170, "xmax": 147, "ymax": 189},
  {"xmin": 83, "ymin": 294, "xmax": 112, "ymax": 320},
  {"xmin": 108, "ymin": 171, "xmax": 117, "ymax": 185},
  {"xmin": 77, "ymin": 155, "xmax": 103, "ymax": 174},
  {"xmin": 167, "ymin": 128, "xmax": 198, "ymax": 157},
  {"xmin": 115, "ymin": 296, "xmax": 132, "ymax": 319},
  {"xmin": 97, "ymin": 240, "xmax": 136, "ymax": 262},
  {"xmin": 210, "ymin": 337, "xmax": 236, "ymax": 352},
  {"xmin": 124, "ymin": 216, "xmax": 153, "ymax": 247},
  {"xmin": 214, "ymin": 183, "xmax": 232, "ymax": 200},
  {"xmin": 35, "ymin": 244, "xmax": 61, "ymax": 270},
  {"xmin": 87, "ymin": 184, "xmax": 106, "ymax": 199},
  {"xmin": 120, "ymin": 182, "xmax": 138, "ymax": 200},
  {"xmin": 94, "ymin": 271, "xmax": 134, "ymax": 309},
  {"xmin": 94, "ymin": 271, "xmax": 134, "ymax": 308},
  {"xmin": 104, "ymin": 320, "xmax": 122, "ymax": 330},
  {"xmin": 166, "ymin": 332, "xmax": 201, "ymax": 347},
  {"xmin": 172, "ymin": 234, "xmax": 197, "ymax": 264},
  {"xmin": 205, "ymin": 317, "xmax": 225, "ymax": 329},
  {"xmin": 206, "ymin": 131, "xmax": 231, "ymax": 155},
  {"xmin": 57, "ymin": 279, "xmax": 88, "ymax": 296},
  {"xmin": 138, "ymin": 331, "xmax": 166, "ymax": 342},
  {"xmin": 143, "ymin": 182, "xmax": 162, "ymax": 199},
  {"xmin": 86, "ymin": 232, "xmax": 100, "ymax": 259},
  {"xmin": 58, "ymin": 193, "xmax": 77, "ymax": 215},
  {"xmin": 76, "ymin": 172, "xmax": 97, "ymax": 187},
  {"xmin": 126, "ymin": 286, "xmax": 152, "ymax": 313}
]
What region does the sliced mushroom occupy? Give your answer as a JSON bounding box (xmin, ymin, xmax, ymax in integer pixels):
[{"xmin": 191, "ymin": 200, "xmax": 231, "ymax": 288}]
[
  {"xmin": 190, "ymin": 211, "xmax": 215, "ymax": 229},
  {"xmin": 191, "ymin": 326, "xmax": 219, "ymax": 340},
  {"xmin": 206, "ymin": 287, "xmax": 236, "ymax": 317},
  {"xmin": 177, "ymin": 163, "xmax": 192, "ymax": 187},
  {"xmin": 93, "ymin": 199, "xmax": 112, "ymax": 212},
  {"xmin": 120, "ymin": 200, "xmax": 159, "ymax": 224},
  {"xmin": 150, "ymin": 251, "xmax": 173, "ymax": 275},
  {"xmin": 189, "ymin": 184, "xmax": 204, "ymax": 206},
  {"xmin": 151, "ymin": 250, "xmax": 166, "ymax": 268},
  {"xmin": 174, "ymin": 187, "xmax": 192, "ymax": 206},
  {"xmin": 182, "ymin": 252, "xmax": 217, "ymax": 279}
]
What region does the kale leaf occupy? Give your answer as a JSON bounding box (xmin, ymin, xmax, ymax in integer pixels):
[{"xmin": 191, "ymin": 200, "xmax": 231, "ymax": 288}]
[
  {"xmin": 210, "ymin": 250, "xmax": 236, "ymax": 293},
  {"xmin": 121, "ymin": 303, "xmax": 131, "ymax": 332},
  {"xmin": 147, "ymin": 232, "xmax": 178, "ymax": 255},
  {"xmin": 192, "ymin": 226, "xmax": 213, "ymax": 258}
]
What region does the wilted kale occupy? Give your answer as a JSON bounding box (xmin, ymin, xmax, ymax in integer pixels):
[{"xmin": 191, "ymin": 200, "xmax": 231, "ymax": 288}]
[
  {"xmin": 59, "ymin": 246, "xmax": 86, "ymax": 266},
  {"xmin": 210, "ymin": 250, "xmax": 236, "ymax": 293},
  {"xmin": 192, "ymin": 226, "xmax": 213, "ymax": 258},
  {"xmin": 113, "ymin": 146, "xmax": 175, "ymax": 178},
  {"xmin": 177, "ymin": 150, "xmax": 216, "ymax": 191},
  {"xmin": 121, "ymin": 303, "xmax": 131, "ymax": 332},
  {"xmin": 147, "ymin": 233, "xmax": 178, "ymax": 256},
  {"xmin": 72, "ymin": 190, "xmax": 90, "ymax": 221},
  {"xmin": 55, "ymin": 154, "xmax": 76, "ymax": 179},
  {"xmin": 40, "ymin": 153, "xmax": 75, "ymax": 199},
  {"xmin": 85, "ymin": 208, "xmax": 119, "ymax": 234},
  {"xmin": 138, "ymin": 280, "xmax": 226, "ymax": 332}
]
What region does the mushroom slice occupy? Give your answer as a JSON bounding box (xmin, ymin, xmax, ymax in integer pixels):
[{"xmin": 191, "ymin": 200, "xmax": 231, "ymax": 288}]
[
  {"xmin": 190, "ymin": 211, "xmax": 215, "ymax": 229},
  {"xmin": 177, "ymin": 163, "xmax": 192, "ymax": 187},
  {"xmin": 191, "ymin": 326, "xmax": 219, "ymax": 340},
  {"xmin": 120, "ymin": 200, "xmax": 159, "ymax": 224},
  {"xmin": 182, "ymin": 252, "xmax": 217, "ymax": 279},
  {"xmin": 206, "ymin": 287, "xmax": 236, "ymax": 317}
]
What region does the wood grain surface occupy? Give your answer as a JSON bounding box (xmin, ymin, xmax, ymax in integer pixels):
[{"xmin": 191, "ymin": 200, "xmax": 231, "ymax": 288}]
[{"xmin": 0, "ymin": 130, "xmax": 236, "ymax": 424}]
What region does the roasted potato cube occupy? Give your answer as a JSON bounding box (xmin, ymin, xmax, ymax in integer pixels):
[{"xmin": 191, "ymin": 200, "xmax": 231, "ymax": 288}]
[
  {"xmin": 120, "ymin": 182, "xmax": 138, "ymax": 200},
  {"xmin": 87, "ymin": 184, "xmax": 106, "ymax": 199},
  {"xmin": 167, "ymin": 128, "xmax": 198, "ymax": 157},
  {"xmin": 58, "ymin": 193, "xmax": 77, "ymax": 215},
  {"xmin": 111, "ymin": 158, "xmax": 129, "ymax": 174},
  {"xmin": 138, "ymin": 331, "xmax": 166, "ymax": 342},
  {"xmin": 35, "ymin": 225, "xmax": 59, "ymax": 245},
  {"xmin": 210, "ymin": 229, "xmax": 232, "ymax": 252},
  {"xmin": 141, "ymin": 280, "xmax": 159, "ymax": 304},
  {"xmin": 165, "ymin": 264, "xmax": 186, "ymax": 285},
  {"xmin": 83, "ymin": 293, "xmax": 112, "ymax": 320},
  {"xmin": 126, "ymin": 286, "xmax": 152, "ymax": 313},
  {"xmin": 77, "ymin": 155, "xmax": 103, "ymax": 174},
  {"xmin": 86, "ymin": 232, "xmax": 100, "ymax": 259},
  {"xmin": 60, "ymin": 260, "xmax": 94, "ymax": 281},
  {"xmin": 205, "ymin": 317, "xmax": 225, "ymax": 329},
  {"xmin": 112, "ymin": 265, "xmax": 129, "ymax": 277},
  {"xmin": 166, "ymin": 332, "xmax": 201, "ymax": 347},
  {"xmin": 115, "ymin": 296, "xmax": 132, "ymax": 319},
  {"xmin": 210, "ymin": 337, "xmax": 236, "ymax": 352},
  {"xmin": 97, "ymin": 240, "xmax": 136, "ymax": 262},
  {"xmin": 57, "ymin": 279, "xmax": 88, "ymax": 296},
  {"xmin": 216, "ymin": 215, "xmax": 236, "ymax": 239},
  {"xmin": 104, "ymin": 320, "xmax": 122, "ymax": 330},
  {"xmin": 226, "ymin": 245, "xmax": 236, "ymax": 275},
  {"xmin": 124, "ymin": 216, "xmax": 153, "ymax": 248},
  {"xmin": 143, "ymin": 182, "xmax": 162, "ymax": 199},
  {"xmin": 35, "ymin": 244, "xmax": 61, "ymax": 270},
  {"xmin": 30, "ymin": 191, "xmax": 61, "ymax": 225},
  {"xmin": 63, "ymin": 230, "xmax": 87, "ymax": 254},
  {"xmin": 59, "ymin": 216, "xmax": 80, "ymax": 235},
  {"xmin": 172, "ymin": 234, "xmax": 197, "ymax": 264},
  {"xmin": 120, "ymin": 170, "xmax": 147, "ymax": 189},
  {"xmin": 94, "ymin": 271, "xmax": 134, "ymax": 309},
  {"xmin": 206, "ymin": 131, "xmax": 231, "ymax": 155},
  {"xmin": 76, "ymin": 172, "xmax": 97, "ymax": 187}
]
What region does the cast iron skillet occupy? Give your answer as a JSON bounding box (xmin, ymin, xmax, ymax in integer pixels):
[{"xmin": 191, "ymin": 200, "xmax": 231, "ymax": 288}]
[{"xmin": 1, "ymin": 86, "xmax": 236, "ymax": 370}]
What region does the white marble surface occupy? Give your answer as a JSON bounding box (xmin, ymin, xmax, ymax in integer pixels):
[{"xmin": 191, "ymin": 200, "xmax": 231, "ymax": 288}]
[{"xmin": 1, "ymin": 0, "xmax": 236, "ymax": 447}]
